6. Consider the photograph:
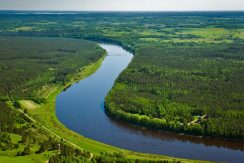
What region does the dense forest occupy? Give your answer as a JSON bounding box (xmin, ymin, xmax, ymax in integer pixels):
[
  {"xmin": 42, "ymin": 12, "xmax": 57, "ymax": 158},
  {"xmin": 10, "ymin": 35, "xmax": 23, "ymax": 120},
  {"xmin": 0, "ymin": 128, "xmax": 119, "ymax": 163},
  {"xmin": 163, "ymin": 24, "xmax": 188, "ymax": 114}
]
[
  {"xmin": 0, "ymin": 37, "xmax": 104, "ymax": 101},
  {"xmin": 0, "ymin": 36, "xmax": 188, "ymax": 162},
  {"xmin": 106, "ymin": 43, "xmax": 244, "ymax": 140},
  {"xmin": 0, "ymin": 37, "xmax": 106, "ymax": 161},
  {"xmin": 0, "ymin": 11, "xmax": 243, "ymax": 162}
]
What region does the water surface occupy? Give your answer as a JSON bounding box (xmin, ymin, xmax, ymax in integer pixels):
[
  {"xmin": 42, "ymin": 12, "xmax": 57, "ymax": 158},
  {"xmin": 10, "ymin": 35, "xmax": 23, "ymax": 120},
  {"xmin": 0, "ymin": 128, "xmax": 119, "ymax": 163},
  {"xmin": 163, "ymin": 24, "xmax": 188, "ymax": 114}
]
[{"xmin": 56, "ymin": 43, "xmax": 244, "ymax": 163}]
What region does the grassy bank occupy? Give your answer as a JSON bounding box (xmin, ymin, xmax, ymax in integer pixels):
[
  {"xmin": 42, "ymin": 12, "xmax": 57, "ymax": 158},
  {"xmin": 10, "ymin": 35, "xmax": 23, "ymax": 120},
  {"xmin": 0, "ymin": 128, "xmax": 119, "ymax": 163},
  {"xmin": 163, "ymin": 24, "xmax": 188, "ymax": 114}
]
[{"xmin": 23, "ymin": 47, "xmax": 209, "ymax": 162}]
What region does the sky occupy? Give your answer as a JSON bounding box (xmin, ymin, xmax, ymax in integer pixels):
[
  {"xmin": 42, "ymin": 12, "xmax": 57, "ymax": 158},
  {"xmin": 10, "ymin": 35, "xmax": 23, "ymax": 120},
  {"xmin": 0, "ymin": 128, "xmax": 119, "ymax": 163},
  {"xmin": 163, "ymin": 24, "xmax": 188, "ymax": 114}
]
[{"xmin": 0, "ymin": 0, "xmax": 243, "ymax": 11}]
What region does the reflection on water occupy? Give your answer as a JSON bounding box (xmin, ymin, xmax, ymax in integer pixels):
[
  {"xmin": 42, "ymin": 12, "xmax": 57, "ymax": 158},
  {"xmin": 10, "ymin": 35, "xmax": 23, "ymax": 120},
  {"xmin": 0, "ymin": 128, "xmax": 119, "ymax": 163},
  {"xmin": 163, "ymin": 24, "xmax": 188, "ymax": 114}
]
[
  {"xmin": 109, "ymin": 117, "xmax": 244, "ymax": 151},
  {"xmin": 56, "ymin": 43, "xmax": 244, "ymax": 163}
]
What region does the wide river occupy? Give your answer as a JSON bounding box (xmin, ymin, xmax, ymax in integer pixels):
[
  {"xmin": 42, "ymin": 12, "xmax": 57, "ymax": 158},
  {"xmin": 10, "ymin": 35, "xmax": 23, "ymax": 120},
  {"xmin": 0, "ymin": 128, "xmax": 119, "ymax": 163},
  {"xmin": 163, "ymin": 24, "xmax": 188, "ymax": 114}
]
[{"xmin": 56, "ymin": 43, "xmax": 244, "ymax": 163}]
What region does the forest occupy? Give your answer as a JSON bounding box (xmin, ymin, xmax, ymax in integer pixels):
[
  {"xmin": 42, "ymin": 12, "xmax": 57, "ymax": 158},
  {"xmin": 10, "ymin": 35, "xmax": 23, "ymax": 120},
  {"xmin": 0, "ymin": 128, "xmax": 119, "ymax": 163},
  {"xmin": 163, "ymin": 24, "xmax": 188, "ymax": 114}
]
[
  {"xmin": 0, "ymin": 36, "xmax": 106, "ymax": 162},
  {"xmin": 106, "ymin": 43, "xmax": 244, "ymax": 140},
  {"xmin": 0, "ymin": 11, "xmax": 243, "ymax": 162},
  {"xmin": 0, "ymin": 37, "xmax": 104, "ymax": 101},
  {"xmin": 0, "ymin": 36, "xmax": 188, "ymax": 163}
]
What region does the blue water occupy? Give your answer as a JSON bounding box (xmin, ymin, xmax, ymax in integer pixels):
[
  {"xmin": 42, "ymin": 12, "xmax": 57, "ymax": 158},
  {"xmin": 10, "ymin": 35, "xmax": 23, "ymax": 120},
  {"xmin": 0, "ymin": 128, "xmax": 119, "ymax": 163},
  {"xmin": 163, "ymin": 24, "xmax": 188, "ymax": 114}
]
[{"xmin": 56, "ymin": 43, "xmax": 244, "ymax": 163}]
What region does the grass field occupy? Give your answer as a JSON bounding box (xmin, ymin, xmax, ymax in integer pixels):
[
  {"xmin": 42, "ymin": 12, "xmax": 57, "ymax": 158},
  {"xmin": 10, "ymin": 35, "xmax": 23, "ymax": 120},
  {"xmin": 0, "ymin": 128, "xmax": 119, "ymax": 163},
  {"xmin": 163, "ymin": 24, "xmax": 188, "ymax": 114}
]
[{"xmin": 19, "ymin": 100, "xmax": 40, "ymax": 110}]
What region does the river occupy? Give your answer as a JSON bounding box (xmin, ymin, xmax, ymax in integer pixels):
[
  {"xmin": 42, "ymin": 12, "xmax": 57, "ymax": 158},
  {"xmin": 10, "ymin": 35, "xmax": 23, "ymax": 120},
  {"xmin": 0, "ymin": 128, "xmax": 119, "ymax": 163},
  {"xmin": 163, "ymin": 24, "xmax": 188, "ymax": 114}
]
[{"xmin": 56, "ymin": 43, "xmax": 244, "ymax": 163}]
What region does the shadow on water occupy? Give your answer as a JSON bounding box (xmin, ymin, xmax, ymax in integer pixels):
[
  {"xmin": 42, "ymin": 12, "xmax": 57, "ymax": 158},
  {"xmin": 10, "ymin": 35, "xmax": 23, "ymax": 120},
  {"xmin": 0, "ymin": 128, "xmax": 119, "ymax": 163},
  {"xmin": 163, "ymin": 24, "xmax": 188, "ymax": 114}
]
[{"xmin": 108, "ymin": 116, "xmax": 244, "ymax": 152}]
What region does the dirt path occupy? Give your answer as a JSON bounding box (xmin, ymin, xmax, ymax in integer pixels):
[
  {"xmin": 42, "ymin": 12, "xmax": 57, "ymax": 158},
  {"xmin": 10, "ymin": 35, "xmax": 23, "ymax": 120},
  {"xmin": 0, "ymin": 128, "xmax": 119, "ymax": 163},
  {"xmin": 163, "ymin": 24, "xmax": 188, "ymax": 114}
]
[
  {"xmin": 188, "ymin": 114, "xmax": 208, "ymax": 126},
  {"xmin": 17, "ymin": 109, "xmax": 94, "ymax": 160}
]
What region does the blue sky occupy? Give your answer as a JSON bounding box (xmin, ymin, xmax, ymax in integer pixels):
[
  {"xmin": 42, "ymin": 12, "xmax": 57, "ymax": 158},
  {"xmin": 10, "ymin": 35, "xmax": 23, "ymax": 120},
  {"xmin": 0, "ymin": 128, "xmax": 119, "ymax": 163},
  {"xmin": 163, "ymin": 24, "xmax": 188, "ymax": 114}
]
[{"xmin": 0, "ymin": 0, "xmax": 243, "ymax": 11}]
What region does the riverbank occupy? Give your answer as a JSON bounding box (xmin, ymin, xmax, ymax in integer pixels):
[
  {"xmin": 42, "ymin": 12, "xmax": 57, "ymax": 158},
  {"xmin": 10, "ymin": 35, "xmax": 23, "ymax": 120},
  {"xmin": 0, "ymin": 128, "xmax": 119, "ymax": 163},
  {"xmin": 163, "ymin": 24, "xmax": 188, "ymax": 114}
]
[{"xmin": 24, "ymin": 44, "xmax": 209, "ymax": 162}]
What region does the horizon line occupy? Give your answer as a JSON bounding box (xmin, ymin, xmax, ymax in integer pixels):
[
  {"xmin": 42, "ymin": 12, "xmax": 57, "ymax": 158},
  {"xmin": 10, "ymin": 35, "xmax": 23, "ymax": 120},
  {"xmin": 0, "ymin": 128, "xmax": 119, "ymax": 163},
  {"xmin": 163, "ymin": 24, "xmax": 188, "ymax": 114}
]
[{"xmin": 0, "ymin": 9, "xmax": 244, "ymax": 12}]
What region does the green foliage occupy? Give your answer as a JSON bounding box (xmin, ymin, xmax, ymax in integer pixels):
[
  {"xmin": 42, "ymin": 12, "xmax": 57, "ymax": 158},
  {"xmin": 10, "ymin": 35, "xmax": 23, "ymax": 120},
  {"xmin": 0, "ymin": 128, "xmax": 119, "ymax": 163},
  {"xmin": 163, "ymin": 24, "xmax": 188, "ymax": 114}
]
[
  {"xmin": 37, "ymin": 138, "xmax": 59, "ymax": 153},
  {"xmin": 21, "ymin": 146, "xmax": 31, "ymax": 156},
  {"xmin": 106, "ymin": 43, "xmax": 244, "ymax": 140},
  {"xmin": 0, "ymin": 36, "xmax": 109, "ymax": 161},
  {"xmin": 49, "ymin": 150, "xmax": 182, "ymax": 163},
  {"xmin": 0, "ymin": 12, "xmax": 243, "ymax": 162},
  {"xmin": 0, "ymin": 101, "xmax": 25, "ymax": 133},
  {"xmin": 0, "ymin": 36, "xmax": 104, "ymax": 100},
  {"xmin": 0, "ymin": 132, "xmax": 14, "ymax": 151}
]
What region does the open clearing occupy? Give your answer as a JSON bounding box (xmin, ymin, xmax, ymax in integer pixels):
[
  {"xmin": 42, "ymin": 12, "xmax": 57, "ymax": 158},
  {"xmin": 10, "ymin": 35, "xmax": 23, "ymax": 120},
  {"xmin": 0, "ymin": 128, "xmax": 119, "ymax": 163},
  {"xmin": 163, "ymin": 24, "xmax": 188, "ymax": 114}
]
[{"xmin": 19, "ymin": 100, "xmax": 40, "ymax": 110}]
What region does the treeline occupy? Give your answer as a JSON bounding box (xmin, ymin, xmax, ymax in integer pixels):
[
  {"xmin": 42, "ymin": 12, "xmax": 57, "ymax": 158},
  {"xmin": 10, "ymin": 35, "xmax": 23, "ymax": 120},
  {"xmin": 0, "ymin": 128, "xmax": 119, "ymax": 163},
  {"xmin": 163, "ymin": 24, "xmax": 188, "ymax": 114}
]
[
  {"xmin": 49, "ymin": 150, "xmax": 182, "ymax": 163},
  {"xmin": 106, "ymin": 43, "xmax": 244, "ymax": 140}
]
